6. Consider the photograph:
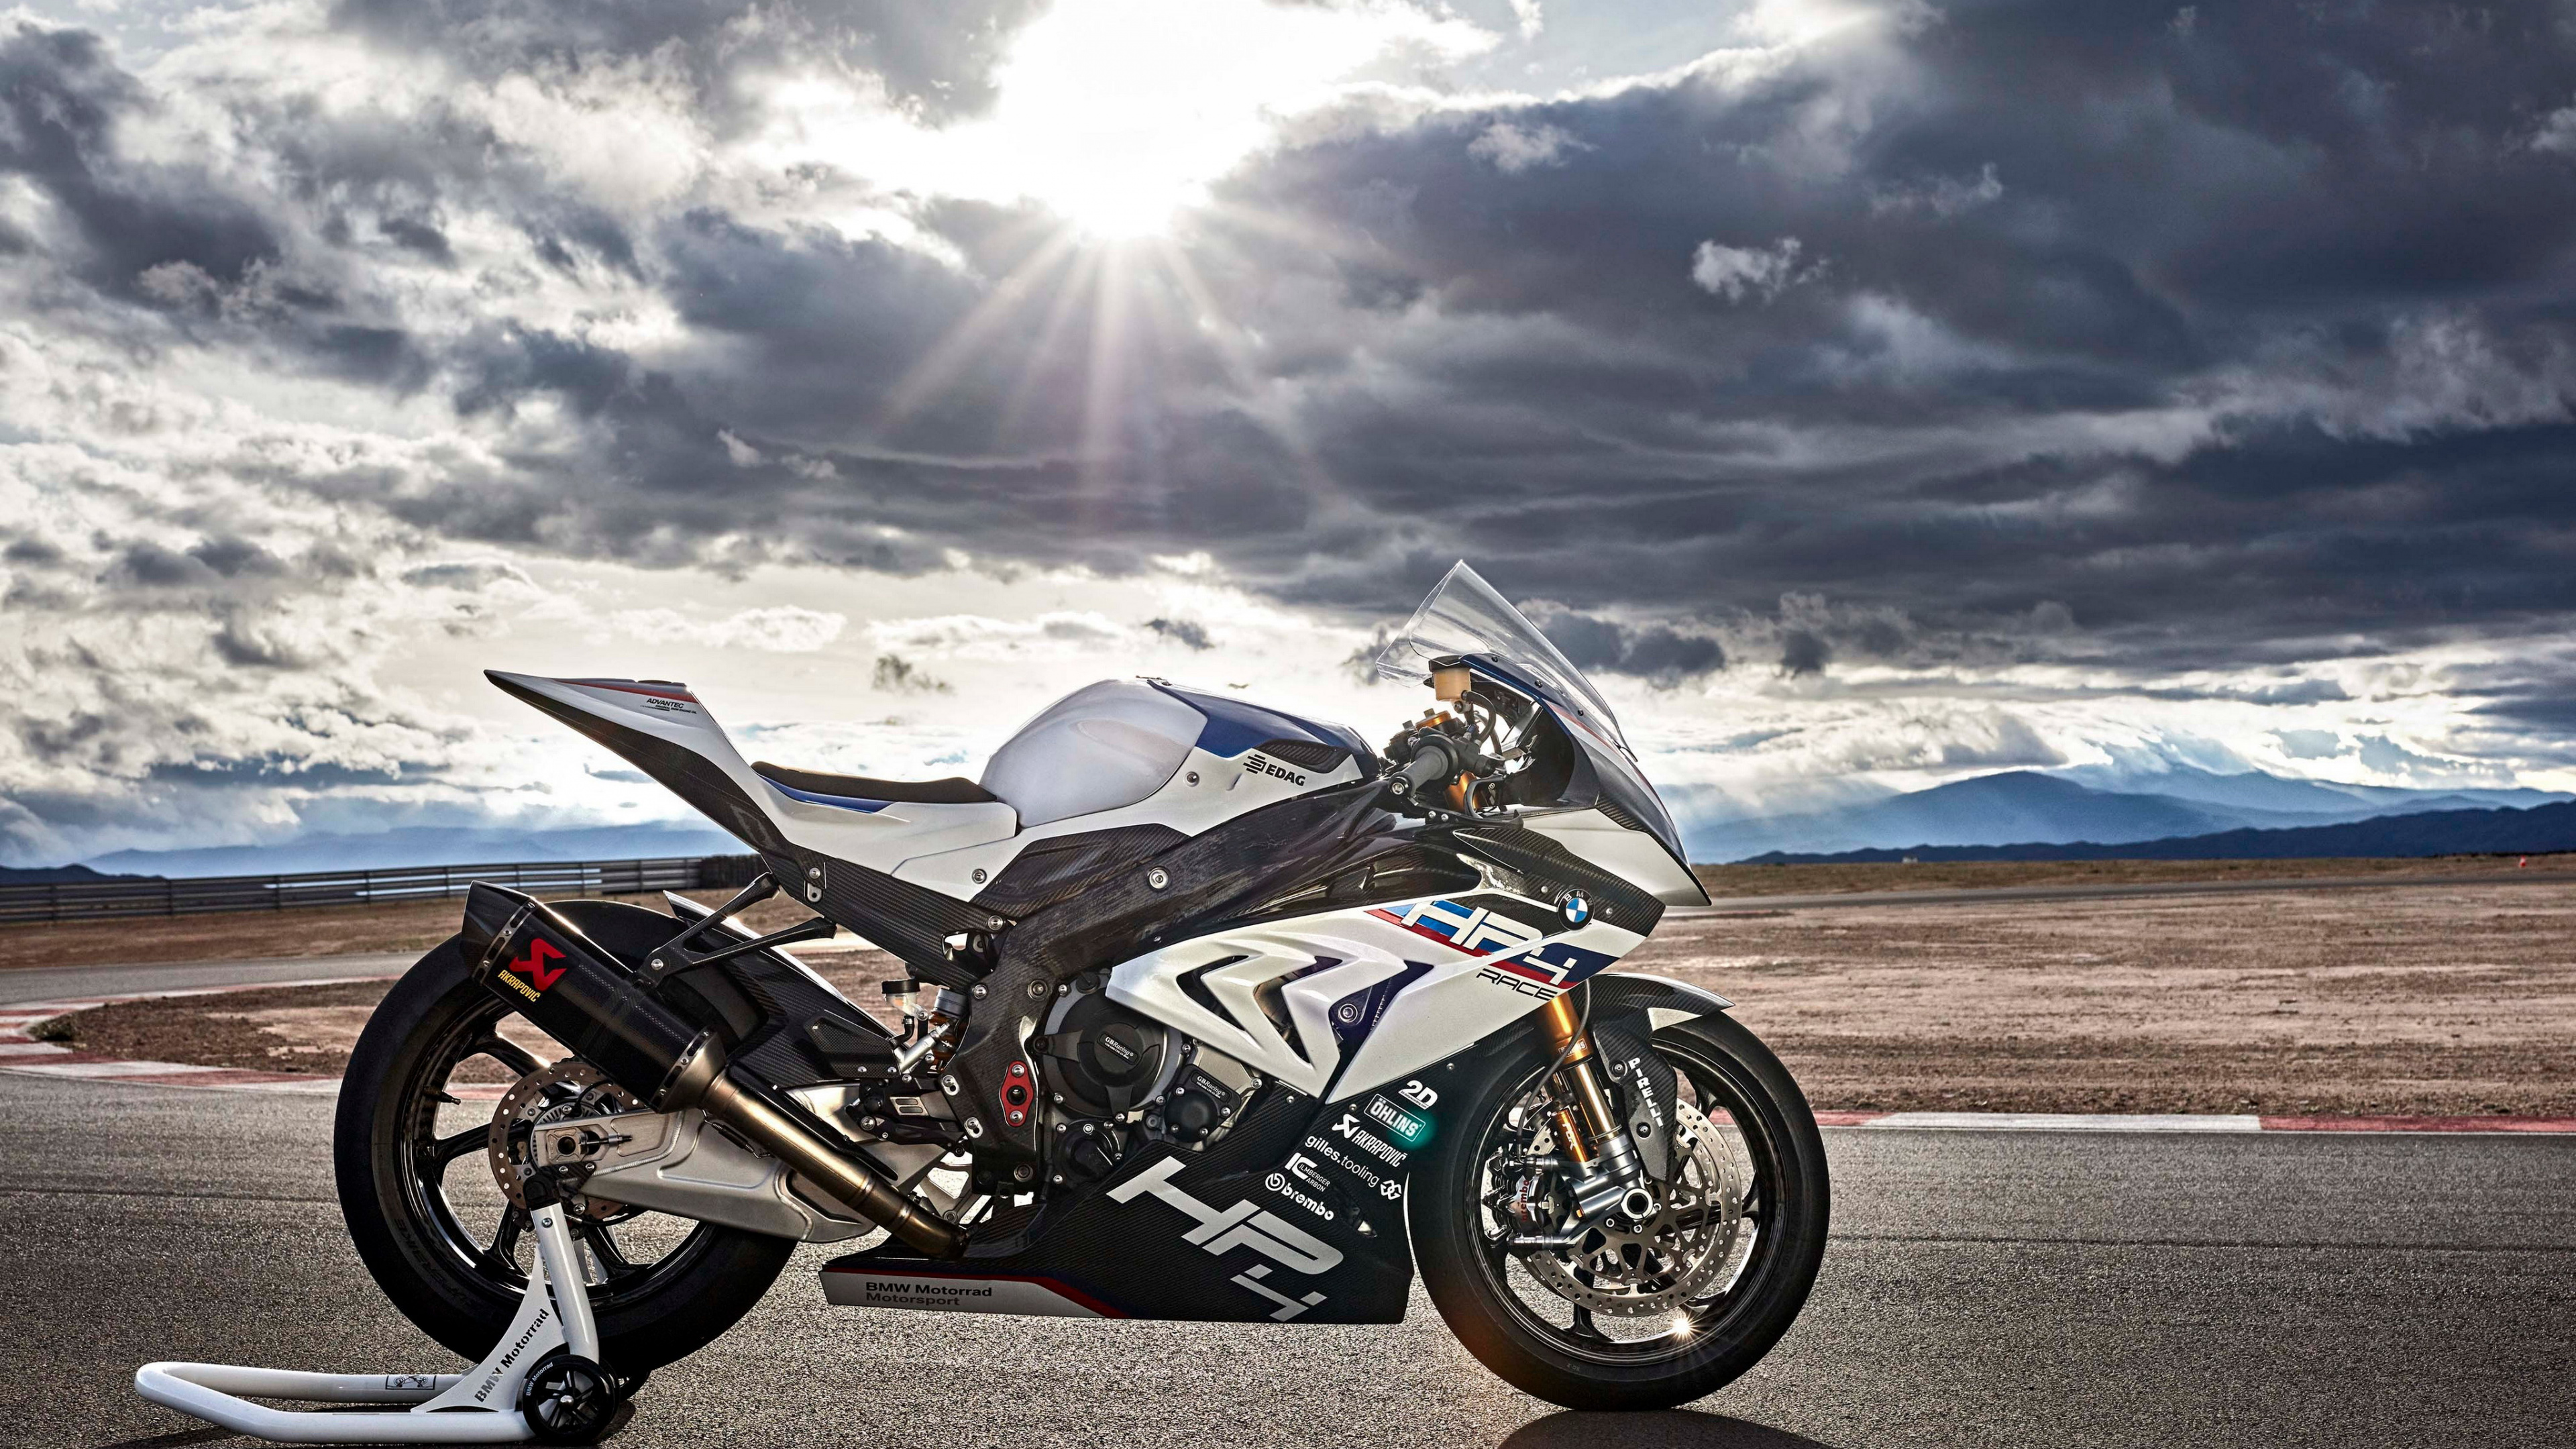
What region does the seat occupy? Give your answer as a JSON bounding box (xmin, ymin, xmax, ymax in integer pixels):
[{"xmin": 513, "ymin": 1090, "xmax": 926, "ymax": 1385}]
[{"xmin": 752, "ymin": 761, "xmax": 998, "ymax": 806}]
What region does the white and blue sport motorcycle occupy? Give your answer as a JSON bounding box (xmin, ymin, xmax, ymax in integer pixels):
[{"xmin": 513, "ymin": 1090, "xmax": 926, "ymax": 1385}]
[{"xmin": 318, "ymin": 563, "xmax": 1828, "ymax": 1431}]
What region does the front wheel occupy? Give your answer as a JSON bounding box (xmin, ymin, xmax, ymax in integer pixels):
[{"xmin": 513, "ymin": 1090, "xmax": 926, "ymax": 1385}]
[{"xmin": 1410, "ymin": 1009, "xmax": 1830, "ymax": 1410}]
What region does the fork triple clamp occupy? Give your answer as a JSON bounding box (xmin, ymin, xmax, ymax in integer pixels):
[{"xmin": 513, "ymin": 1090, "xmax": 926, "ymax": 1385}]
[{"xmin": 135, "ymin": 1173, "xmax": 632, "ymax": 1444}]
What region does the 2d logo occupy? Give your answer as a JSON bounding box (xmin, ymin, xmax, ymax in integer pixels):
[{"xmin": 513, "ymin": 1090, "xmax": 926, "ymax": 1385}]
[{"xmin": 1560, "ymin": 891, "xmax": 1591, "ymax": 927}]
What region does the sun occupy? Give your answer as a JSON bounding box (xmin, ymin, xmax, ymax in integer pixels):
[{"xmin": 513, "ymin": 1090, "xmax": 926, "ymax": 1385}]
[{"xmin": 972, "ymin": 0, "xmax": 1496, "ymax": 239}]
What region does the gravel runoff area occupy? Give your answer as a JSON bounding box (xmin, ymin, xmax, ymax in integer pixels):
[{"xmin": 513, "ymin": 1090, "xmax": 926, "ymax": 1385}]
[{"xmin": 26, "ymin": 876, "xmax": 2575, "ymax": 1117}]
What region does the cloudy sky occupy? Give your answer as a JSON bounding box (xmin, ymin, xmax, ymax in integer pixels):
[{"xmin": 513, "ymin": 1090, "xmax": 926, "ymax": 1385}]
[{"xmin": 5, "ymin": 0, "xmax": 2576, "ymax": 866}]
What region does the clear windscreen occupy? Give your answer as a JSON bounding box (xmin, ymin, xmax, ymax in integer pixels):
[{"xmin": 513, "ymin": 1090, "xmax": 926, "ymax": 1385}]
[{"xmin": 1373, "ymin": 561, "xmax": 1629, "ymax": 754}]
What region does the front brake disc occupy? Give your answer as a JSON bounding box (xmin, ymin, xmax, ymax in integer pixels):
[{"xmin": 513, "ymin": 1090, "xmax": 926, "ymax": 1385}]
[{"xmin": 1521, "ymin": 1097, "xmax": 1749, "ymax": 1317}]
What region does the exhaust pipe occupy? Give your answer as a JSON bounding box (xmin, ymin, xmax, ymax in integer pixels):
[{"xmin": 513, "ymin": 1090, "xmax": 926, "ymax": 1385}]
[{"xmin": 460, "ymin": 884, "xmax": 964, "ymax": 1258}]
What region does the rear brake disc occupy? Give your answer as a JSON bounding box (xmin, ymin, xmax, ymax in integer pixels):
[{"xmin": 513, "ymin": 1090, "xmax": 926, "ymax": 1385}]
[{"xmin": 487, "ymin": 1060, "xmax": 639, "ymax": 1218}]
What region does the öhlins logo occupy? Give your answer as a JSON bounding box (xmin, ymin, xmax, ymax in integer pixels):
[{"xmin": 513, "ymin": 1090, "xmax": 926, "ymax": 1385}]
[
  {"xmin": 1242, "ymin": 751, "xmax": 1307, "ymax": 787},
  {"xmin": 497, "ymin": 936, "xmax": 566, "ymax": 1002}
]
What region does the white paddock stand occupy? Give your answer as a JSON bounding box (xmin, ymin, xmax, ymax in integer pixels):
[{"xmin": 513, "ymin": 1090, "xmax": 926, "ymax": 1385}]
[{"xmin": 136, "ymin": 1203, "xmax": 610, "ymax": 1444}]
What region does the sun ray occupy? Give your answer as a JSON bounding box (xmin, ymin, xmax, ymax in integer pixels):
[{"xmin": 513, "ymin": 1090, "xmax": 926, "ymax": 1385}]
[
  {"xmin": 876, "ymin": 226, "xmax": 1087, "ymax": 434},
  {"xmin": 1079, "ymin": 242, "xmax": 1138, "ymax": 502},
  {"xmin": 997, "ymin": 241, "xmax": 1112, "ymax": 447},
  {"xmin": 1154, "ymin": 237, "xmax": 1341, "ymax": 500}
]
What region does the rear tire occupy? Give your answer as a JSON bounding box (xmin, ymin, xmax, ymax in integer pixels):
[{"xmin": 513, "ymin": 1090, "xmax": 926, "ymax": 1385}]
[
  {"xmin": 335, "ymin": 923, "xmax": 794, "ymax": 1373},
  {"xmin": 1410, "ymin": 1010, "xmax": 1830, "ymax": 1410}
]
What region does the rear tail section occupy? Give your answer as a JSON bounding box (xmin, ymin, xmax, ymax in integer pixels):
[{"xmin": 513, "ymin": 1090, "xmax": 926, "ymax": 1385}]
[{"xmin": 485, "ymin": 672, "xmax": 792, "ymax": 855}]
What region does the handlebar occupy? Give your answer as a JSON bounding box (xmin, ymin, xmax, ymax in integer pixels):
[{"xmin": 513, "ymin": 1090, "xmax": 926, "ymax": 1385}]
[{"xmin": 1385, "ymin": 733, "xmax": 1471, "ymax": 804}]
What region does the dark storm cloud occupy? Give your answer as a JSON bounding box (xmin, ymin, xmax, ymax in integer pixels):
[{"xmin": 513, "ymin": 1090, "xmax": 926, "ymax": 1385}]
[
  {"xmin": 1776, "ymin": 630, "xmax": 1829, "ymax": 678},
  {"xmin": 0, "ymin": 25, "xmax": 279, "ymax": 302},
  {"xmin": 1146, "ymin": 617, "xmax": 1214, "ymax": 650},
  {"xmin": 1166, "ymin": 3, "xmax": 2576, "ymax": 646},
  {"xmin": 12, "ymin": 2, "xmax": 2576, "ymax": 734},
  {"xmin": 1527, "ymin": 605, "xmax": 1724, "ymax": 683}
]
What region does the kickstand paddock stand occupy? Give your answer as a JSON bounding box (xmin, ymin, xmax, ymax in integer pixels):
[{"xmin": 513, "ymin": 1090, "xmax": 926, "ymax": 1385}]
[{"xmin": 136, "ymin": 1184, "xmax": 614, "ymax": 1444}]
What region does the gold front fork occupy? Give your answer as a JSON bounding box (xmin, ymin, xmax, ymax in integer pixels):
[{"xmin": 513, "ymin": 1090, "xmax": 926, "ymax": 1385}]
[{"xmin": 1539, "ymin": 993, "xmax": 1630, "ymax": 1169}]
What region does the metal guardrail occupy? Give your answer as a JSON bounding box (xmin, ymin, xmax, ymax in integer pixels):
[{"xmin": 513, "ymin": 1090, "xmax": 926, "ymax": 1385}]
[{"xmin": 0, "ymin": 855, "xmax": 769, "ymax": 926}]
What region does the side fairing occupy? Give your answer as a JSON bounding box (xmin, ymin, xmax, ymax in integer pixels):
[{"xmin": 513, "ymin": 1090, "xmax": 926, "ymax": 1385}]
[{"xmin": 1108, "ymin": 888, "xmax": 1645, "ymax": 1102}]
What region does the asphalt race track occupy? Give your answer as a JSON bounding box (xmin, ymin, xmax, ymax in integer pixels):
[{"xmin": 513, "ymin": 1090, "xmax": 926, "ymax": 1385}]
[{"xmin": 2, "ymin": 948, "xmax": 2572, "ymax": 1449}]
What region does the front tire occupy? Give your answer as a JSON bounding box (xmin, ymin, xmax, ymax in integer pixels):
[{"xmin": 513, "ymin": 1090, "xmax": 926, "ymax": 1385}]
[
  {"xmin": 1411, "ymin": 1009, "xmax": 1830, "ymax": 1411},
  {"xmin": 335, "ymin": 923, "xmax": 794, "ymax": 1373}
]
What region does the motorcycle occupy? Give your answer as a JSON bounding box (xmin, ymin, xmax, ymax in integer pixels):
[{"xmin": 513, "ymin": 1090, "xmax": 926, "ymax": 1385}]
[{"xmin": 321, "ymin": 561, "xmax": 1828, "ymax": 1431}]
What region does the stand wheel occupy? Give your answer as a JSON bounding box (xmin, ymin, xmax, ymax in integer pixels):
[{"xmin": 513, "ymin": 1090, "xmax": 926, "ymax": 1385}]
[{"xmin": 519, "ymin": 1352, "xmax": 621, "ymax": 1444}]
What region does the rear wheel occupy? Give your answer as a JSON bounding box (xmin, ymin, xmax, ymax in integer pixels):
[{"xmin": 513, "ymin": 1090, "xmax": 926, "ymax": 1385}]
[
  {"xmin": 334, "ymin": 913, "xmax": 794, "ymax": 1373},
  {"xmin": 1411, "ymin": 1010, "xmax": 1830, "ymax": 1410}
]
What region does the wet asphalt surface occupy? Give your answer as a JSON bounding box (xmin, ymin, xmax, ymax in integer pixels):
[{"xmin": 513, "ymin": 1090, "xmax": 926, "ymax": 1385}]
[{"xmin": 3, "ymin": 1055, "xmax": 2569, "ymax": 1449}]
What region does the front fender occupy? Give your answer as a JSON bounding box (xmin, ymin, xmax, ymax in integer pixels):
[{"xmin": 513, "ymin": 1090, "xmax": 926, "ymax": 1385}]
[{"xmin": 1587, "ymin": 972, "xmax": 1733, "ymax": 1028}]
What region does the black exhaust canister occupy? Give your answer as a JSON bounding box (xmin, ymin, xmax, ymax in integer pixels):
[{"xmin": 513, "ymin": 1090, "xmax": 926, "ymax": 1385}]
[
  {"xmin": 459, "ymin": 883, "xmax": 720, "ymax": 1112},
  {"xmin": 454, "ymin": 881, "xmax": 965, "ymax": 1256}
]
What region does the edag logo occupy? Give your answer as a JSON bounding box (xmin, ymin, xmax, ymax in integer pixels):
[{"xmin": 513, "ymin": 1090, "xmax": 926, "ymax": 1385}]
[
  {"xmin": 1242, "ymin": 751, "xmax": 1307, "ymax": 788},
  {"xmin": 498, "ymin": 936, "xmax": 566, "ymax": 1002}
]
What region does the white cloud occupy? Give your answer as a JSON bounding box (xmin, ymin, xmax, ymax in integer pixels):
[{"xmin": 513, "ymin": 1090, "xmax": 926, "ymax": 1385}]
[
  {"xmin": 1689, "ymin": 237, "xmax": 1811, "ymax": 302},
  {"xmin": 1468, "ymin": 120, "xmax": 1581, "ymax": 172},
  {"xmin": 609, "ymin": 606, "xmax": 848, "ymax": 653},
  {"xmin": 1868, "ymin": 162, "xmax": 2002, "ymax": 217},
  {"xmin": 2533, "ymin": 100, "xmax": 2576, "ymax": 155}
]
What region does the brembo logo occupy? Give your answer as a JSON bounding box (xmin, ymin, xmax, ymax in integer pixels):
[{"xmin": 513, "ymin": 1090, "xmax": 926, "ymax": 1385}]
[
  {"xmin": 1109, "ymin": 1157, "xmax": 1342, "ymax": 1321},
  {"xmin": 498, "ymin": 937, "xmax": 566, "ymax": 1002}
]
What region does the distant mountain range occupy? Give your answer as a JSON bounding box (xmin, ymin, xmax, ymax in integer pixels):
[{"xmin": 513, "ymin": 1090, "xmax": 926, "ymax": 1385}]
[
  {"xmin": 13, "ymin": 765, "xmax": 2572, "ymax": 879},
  {"xmin": 0, "ymin": 863, "xmax": 138, "ymax": 885},
  {"xmin": 1741, "ymin": 798, "xmax": 2576, "ymax": 863},
  {"xmin": 1680, "ymin": 766, "xmax": 2573, "ymax": 863},
  {"xmin": 76, "ymin": 824, "xmax": 745, "ymax": 879}
]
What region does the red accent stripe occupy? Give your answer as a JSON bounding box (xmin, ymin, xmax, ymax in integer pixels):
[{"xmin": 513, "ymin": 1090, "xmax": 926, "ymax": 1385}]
[
  {"xmin": 564, "ymin": 678, "xmax": 698, "ymax": 702},
  {"xmin": 1482, "ymin": 955, "xmax": 1564, "ymax": 984},
  {"xmin": 2258, "ymin": 1115, "xmax": 2576, "ymax": 1134},
  {"xmin": 1367, "ymin": 907, "xmax": 1501, "ymax": 957}
]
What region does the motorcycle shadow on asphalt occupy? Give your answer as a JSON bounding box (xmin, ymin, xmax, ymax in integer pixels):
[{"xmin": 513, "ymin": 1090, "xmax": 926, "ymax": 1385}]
[{"xmin": 1505, "ymin": 1410, "xmax": 1840, "ymax": 1449}]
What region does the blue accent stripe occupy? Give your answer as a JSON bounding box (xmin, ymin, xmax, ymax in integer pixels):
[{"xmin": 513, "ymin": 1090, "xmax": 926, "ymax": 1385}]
[
  {"xmin": 1152, "ymin": 684, "xmax": 1374, "ymax": 763},
  {"xmin": 765, "ymin": 780, "xmax": 892, "ymax": 814}
]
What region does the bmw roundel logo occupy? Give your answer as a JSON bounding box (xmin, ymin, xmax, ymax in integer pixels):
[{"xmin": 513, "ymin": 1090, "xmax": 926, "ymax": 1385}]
[{"xmin": 1560, "ymin": 892, "xmax": 1591, "ymax": 927}]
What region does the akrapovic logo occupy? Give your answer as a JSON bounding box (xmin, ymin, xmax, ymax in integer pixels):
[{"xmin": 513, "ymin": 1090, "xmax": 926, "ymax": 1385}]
[
  {"xmin": 1330, "ymin": 1113, "xmax": 1407, "ymax": 1167},
  {"xmin": 1108, "ymin": 1157, "xmax": 1341, "ymax": 1321},
  {"xmin": 1243, "ymin": 751, "xmax": 1307, "ymax": 787},
  {"xmin": 495, "ymin": 937, "xmax": 566, "ymax": 1002}
]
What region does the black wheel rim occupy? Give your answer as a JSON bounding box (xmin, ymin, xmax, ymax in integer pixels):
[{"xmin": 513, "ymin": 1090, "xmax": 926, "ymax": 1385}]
[
  {"xmin": 393, "ymin": 989, "xmax": 724, "ymax": 1313},
  {"xmin": 1466, "ymin": 1035, "xmax": 1792, "ymax": 1366}
]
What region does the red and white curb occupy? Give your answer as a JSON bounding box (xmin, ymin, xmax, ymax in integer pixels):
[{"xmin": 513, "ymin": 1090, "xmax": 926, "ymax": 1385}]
[
  {"xmin": 1813, "ymin": 1110, "xmax": 2576, "ymax": 1134},
  {"xmin": 0, "ymin": 977, "xmax": 398, "ymax": 1095}
]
